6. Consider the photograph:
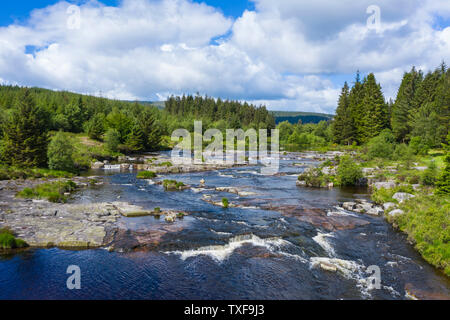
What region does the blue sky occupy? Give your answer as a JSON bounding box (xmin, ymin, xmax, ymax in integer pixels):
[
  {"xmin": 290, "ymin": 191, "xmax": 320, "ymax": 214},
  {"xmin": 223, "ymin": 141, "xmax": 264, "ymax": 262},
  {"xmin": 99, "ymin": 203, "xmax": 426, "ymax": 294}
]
[
  {"xmin": 0, "ymin": 0, "xmax": 449, "ymax": 113},
  {"xmin": 0, "ymin": 0, "xmax": 252, "ymax": 25}
]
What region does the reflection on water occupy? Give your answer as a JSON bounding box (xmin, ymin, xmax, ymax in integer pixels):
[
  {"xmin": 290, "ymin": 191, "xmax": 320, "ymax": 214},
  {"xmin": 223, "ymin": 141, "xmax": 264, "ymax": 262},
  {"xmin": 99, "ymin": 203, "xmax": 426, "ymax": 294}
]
[{"xmin": 1, "ymin": 154, "xmax": 449, "ymax": 300}]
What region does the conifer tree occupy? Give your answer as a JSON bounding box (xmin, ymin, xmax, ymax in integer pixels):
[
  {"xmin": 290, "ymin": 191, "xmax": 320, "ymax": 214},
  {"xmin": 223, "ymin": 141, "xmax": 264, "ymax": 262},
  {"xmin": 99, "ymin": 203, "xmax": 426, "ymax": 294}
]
[
  {"xmin": 1, "ymin": 89, "xmax": 49, "ymax": 167},
  {"xmin": 359, "ymin": 73, "xmax": 389, "ymax": 143}
]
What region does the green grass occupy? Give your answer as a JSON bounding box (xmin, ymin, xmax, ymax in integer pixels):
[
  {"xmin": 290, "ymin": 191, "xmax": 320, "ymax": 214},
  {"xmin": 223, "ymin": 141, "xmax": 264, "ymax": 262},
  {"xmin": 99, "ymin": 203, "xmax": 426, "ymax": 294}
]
[
  {"xmin": 371, "ymin": 185, "xmax": 415, "ymax": 204},
  {"xmin": 388, "ymin": 195, "xmax": 450, "ymax": 277},
  {"xmin": 0, "ymin": 228, "xmax": 28, "ymax": 250},
  {"xmin": 162, "ymin": 179, "xmax": 185, "ymax": 190},
  {"xmin": 136, "ymin": 171, "xmax": 157, "ymax": 179},
  {"xmin": 0, "ymin": 166, "xmax": 74, "ymax": 181},
  {"xmin": 222, "ymin": 198, "xmax": 229, "ymax": 208},
  {"xmin": 16, "ymin": 180, "xmax": 77, "ymax": 203}
]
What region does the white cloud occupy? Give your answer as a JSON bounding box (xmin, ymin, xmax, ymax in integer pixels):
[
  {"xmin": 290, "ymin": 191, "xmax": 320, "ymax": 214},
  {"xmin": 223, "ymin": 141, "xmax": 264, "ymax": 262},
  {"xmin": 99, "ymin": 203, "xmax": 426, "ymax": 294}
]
[{"xmin": 0, "ymin": 0, "xmax": 448, "ymax": 114}]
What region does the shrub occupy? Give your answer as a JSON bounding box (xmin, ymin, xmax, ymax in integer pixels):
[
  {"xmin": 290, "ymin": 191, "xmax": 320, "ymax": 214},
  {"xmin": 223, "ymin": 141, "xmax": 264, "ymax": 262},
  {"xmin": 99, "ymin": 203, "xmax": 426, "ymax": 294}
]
[
  {"xmin": 367, "ymin": 130, "xmax": 395, "ymax": 159},
  {"xmin": 105, "ymin": 128, "xmax": 121, "ymax": 153},
  {"xmin": 298, "ymin": 168, "xmax": 333, "ymax": 188},
  {"xmin": 222, "ymin": 198, "xmax": 229, "ymax": 208},
  {"xmin": 136, "ymin": 171, "xmax": 157, "ymax": 179},
  {"xmin": 0, "ymin": 230, "xmax": 28, "ymax": 250},
  {"xmin": 410, "ymin": 136, "xmax": 430, "ymax": 155},
  {"xmin": 48, "ymin": 132, "xmax": 76, "ymax": 172},
  {"xmin": 163, "ymin": 179, "xmax": 184, "ymax": 190},
  {"xmin": 436, "ymin": 154, "xmax": 450, "ymax": 195},
  {"xmin": 421, "ymin": 161, "xmax": 438, "ymax": 186},
  {"xmin": 337, "ymin": 155, "xmax": 364, "ymax": 186}
]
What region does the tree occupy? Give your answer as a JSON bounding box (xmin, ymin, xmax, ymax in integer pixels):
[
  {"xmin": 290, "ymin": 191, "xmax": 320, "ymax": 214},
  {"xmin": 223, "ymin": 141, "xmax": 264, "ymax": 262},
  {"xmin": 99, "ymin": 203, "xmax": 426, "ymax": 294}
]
[
  {"xmin": 391, "ymin": 67, "xmax": 422, "ymax": 142},
  {"xmin": 347, "ymin": 72, "xmax": 365, "ymax": 144},
  {"xmin": 137, "ymin": 109, "xmax": 161, "ymax": 150},
  {"xmin": 47, "ymin": 131, "xmax": 75, "ymax": 172},
  {"xmin": 359, "ymin": 73, "xmax": 389, "ymax": 143},
  {"xmin": 125, "ymin": 124, "xmax": 145, "ymax": 152},
  {"xmin": 85, "ymin": 113, "xmax": 105, "ymax": 140},
  {"xmin": 1, "ymin": 90, "xmax": 49, "ymax": 167},
  {"xmin": 332, "ymin": 82, "xmax": 354, "ymax": 144},
  {"xmin": 105, "ymin": 129, "xmax": 121, "ymax": 153},
  {"xmin": 337, "ymin": 155, "xmax": 364, "ymax": 186}
]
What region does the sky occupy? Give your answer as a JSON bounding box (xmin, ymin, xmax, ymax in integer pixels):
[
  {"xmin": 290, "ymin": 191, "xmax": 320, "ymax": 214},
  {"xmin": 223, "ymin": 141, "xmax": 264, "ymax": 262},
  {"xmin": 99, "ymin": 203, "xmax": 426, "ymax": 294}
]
[{"xmin": 0, "ymin": 0, "xmax": 449, "ymax": 114}]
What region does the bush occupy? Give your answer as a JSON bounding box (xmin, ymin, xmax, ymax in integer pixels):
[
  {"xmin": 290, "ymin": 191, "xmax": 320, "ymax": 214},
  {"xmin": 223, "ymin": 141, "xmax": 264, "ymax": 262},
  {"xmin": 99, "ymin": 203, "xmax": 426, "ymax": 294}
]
[
  {"xmin": 136, "ymin": 171, "xmax": 157, "ymax": 179},
  {"xmin": 163, "ymin": 179, "xmax": 185, "ymax": 190},
  {"xmin": 298, "ymin": 167, "xmax": 333, "ymax": 188},
  {"xmin": 105, "ymin": 129, "xmax": 121, "ymax": 153},
  {"xmin": 393, "ymin": 144, "xmax": 415, "ymax": 165},
  {"xmin": 436, "ymin": 154, "xmax": 450, "ymax": 195},
  {"xmin": 421, "ymin": 161, "xmax": 438, "ymax": 186},
  {"xmin": 337, "ymin": 155, "xmax": 364, "ymax": 186},
  {"xmin": 48, "ymin": 132, "xmax": 76, "ymax": 172},
  {"xmin": 0, "ymin": 231, "xmax": 28, "ymax": 250},
  {"xmin": 222, "ymin": 198, "xmax": 229, "ymax": 208},
  {"xmin": 367, "ymin": 130, "xmax": 395, "ymax": 159},
  {"xmin": 410, "ymin": 136, "xmax": 430, "ymax": 155}
]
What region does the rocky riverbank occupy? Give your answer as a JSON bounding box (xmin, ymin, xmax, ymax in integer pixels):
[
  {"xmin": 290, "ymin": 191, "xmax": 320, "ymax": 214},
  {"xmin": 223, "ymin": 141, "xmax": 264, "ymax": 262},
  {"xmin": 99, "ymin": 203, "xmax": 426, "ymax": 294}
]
[{"xmin": 0, "ymin": 177, "xmax": 189, "ymax": 250}]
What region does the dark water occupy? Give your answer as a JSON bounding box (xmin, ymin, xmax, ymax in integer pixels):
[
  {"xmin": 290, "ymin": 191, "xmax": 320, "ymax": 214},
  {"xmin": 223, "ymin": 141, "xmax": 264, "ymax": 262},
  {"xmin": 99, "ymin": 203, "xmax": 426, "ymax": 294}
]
[{"xmin": 1, "ymin": 154, "xmax": 450, "ymax": 300}]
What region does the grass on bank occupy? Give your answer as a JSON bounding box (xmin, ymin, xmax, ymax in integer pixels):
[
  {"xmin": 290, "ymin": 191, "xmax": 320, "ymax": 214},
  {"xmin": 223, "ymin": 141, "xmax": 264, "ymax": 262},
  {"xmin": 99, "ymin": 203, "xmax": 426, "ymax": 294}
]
[
  {"xmin": 0, "ymin": 227, "xmax": 28, "ymax": 250},
  {"xmin": 16, "ymin": 180, "xmax": 77, "ymax": 203},
  {"xmin": 387, "ymin": 194, "xmax": 450, "ymax": 277},
  {"xmin": 0, "ymin": 166, "xmax": 74, "ymax": 181},
  {"xmin": 136, "ymin": 171, "xmax": 157, "ymax": 179}
]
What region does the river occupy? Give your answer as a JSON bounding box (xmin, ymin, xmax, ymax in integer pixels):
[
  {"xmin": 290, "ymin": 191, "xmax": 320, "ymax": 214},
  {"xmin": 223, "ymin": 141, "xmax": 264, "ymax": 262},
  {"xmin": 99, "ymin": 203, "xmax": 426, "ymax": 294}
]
[{"xmin": 1, "ymin": 153, "xmax": 449, "ymax": 300}]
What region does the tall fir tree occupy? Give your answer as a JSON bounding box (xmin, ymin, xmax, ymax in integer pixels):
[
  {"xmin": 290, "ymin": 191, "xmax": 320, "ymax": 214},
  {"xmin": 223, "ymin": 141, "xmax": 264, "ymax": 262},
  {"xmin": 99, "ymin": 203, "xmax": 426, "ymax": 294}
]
[
  {"xmin": 347, "ymin": 71, "xmax": 365, "ymax": 144},
  {"xmin": 391, "ymin": 67, "xmax": 422, "ymax": 142},
  {"xmin": 1, "ymin": 89, "xmax": 49, "ymax": 167},
  {"xmin": 332, "ymin": 82, "xmax": 354, "ymax": 144},
  {"xmin": 359, "ymin": 73, "xmax": 389, "ymax": 143}
]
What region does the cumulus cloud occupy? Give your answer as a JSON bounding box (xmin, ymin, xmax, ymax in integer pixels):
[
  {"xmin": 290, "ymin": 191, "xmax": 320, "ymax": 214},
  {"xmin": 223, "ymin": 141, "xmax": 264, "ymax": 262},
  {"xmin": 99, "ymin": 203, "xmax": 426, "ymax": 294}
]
[{"xmin": 0, "ymin": 0, "xmax": 449, "ymax": 113}]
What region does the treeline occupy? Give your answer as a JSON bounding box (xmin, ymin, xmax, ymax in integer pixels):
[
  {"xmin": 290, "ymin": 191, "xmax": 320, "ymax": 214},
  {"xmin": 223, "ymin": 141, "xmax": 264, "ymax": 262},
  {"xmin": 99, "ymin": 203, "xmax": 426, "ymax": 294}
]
[
  {"xmin": 165, "ymin": 95, "xmax": 276, "ymax": 131},
  {"xmin": 0, "ymin": 85, "xmax": 278, "ymax": 172},
  {"xmin": 333, "ymin": 63, "xmax": 449, "ymax": 149}
]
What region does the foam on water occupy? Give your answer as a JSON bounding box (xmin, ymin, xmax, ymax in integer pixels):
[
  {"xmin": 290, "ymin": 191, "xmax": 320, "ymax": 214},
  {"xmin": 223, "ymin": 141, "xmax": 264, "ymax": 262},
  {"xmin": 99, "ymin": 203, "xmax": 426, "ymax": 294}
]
[
  {"xmin": 313, "ymin": 232, "xmax": 336, "ymax": 257},
  {"xmin": 165, "ymin": 234, "xmax": 305, "ymax": 263}
]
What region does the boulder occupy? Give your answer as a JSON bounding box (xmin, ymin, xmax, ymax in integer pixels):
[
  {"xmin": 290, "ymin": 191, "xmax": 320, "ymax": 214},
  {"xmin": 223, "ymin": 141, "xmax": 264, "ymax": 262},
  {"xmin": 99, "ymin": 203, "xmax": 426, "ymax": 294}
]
[
  {"xmin": 362, "ymin": 167, "xmax": 377, "ymax": 175},
  {"xmin": 342, "ymin": 202, "xmax": 357, "ymax": 211},
  {"xmin": 91, "ymin": 162, "xmax": 104, "ymax": 169},
  {"xmin": 393, "ymin": 193, "xmax": 415, "ymax": 204},
  {"xmin": 373, "ymin": 181, "xmax": 396, "ymax": 190},
  {"xmin": 389, "ymin": 209, "xmax": 405, "ymax": 217},
  {"xmin": 383, "ymin": 202, "xmax": 397, "ymax": 211},
  {"xmin": 296, "ymin": 180, "xmax": 307, "ymax": 187},
  {"xmin": 366, "ymin": 207, "xmax": 384, "ymax": 216}
]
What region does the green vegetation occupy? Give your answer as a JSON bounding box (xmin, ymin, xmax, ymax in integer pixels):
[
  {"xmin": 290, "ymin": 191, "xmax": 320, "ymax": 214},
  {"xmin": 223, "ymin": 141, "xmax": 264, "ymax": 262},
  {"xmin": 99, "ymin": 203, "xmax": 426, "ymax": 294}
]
[
  {"xmin": 162, "ymin": 179, "xmax": 185, "ymax": 191},
  {"xmin": 136, "ymin": 171, "xmax": 157, "ymax": 179},
  {"xmin": 298, "ymin": 168, "xmax": 334, "ymax": 188},
  {"xmin": 337, "ymin": 156, "xmax": 364, "ymax": 186},
  {"xmin": 388, "ymin": 195, "xmax": 450, "ymax": 276},
  {"xmin": 222, "ymin": 198, "xmax": 229, "ymax": 208},
  {"xmin": 17, "ymin": 180, "xmax": 77, "ymax": 203},
  {"xmin": 0, "ymin": 166, "xmax": 74, "ymax": 180},
  {"xmin": 48, "ymin": 131, "xmax": 76, "ymax": 172},
  {"xmin": 0, "ymin": 227, "xmax": 28, "ymax": 250}
]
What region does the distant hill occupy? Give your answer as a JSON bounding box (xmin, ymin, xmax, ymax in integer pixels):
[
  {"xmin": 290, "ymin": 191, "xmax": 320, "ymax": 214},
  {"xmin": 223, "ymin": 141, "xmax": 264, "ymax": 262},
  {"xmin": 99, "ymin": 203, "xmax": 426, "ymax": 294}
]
[{"xmin": 271, "ymin": 111, "xmax": 334, "ymax": 125}]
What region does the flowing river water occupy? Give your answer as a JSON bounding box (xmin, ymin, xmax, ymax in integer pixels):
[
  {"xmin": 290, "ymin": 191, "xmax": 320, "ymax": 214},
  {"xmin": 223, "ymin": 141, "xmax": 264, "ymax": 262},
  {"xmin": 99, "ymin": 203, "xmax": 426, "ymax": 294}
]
[{"xmin": 1, "ymin": 153, "xmax": 450, "ymax": 300}]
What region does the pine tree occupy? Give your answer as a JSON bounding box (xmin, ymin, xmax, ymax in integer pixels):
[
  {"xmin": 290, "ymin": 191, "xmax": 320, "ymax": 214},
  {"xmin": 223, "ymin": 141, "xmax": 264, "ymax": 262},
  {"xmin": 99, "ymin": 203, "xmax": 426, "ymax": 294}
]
[
  {"xmin": 1, "ymin": 90, "xmax": 49, "ymax": 167},
  {"xmin": 126, "ymin": 124, "xmax": 145, "ymax": 152},
  {"xmin": 347, "ymin": 72, "xmax": 365, "ymax": 144},
  {"xmin": 359, "ymin": 73, "xmax": 389, "ymax": 143},
  {"xmin": 137, "ymin": 109, "xmax": 161, "ymax": 150},
  {"xmin": 391, "ymin": 67, "xmax": 422, "ymax": 142},
  {"xmin": 332, "ymin": 82, "xmax": 353, "ymax": 144}
]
